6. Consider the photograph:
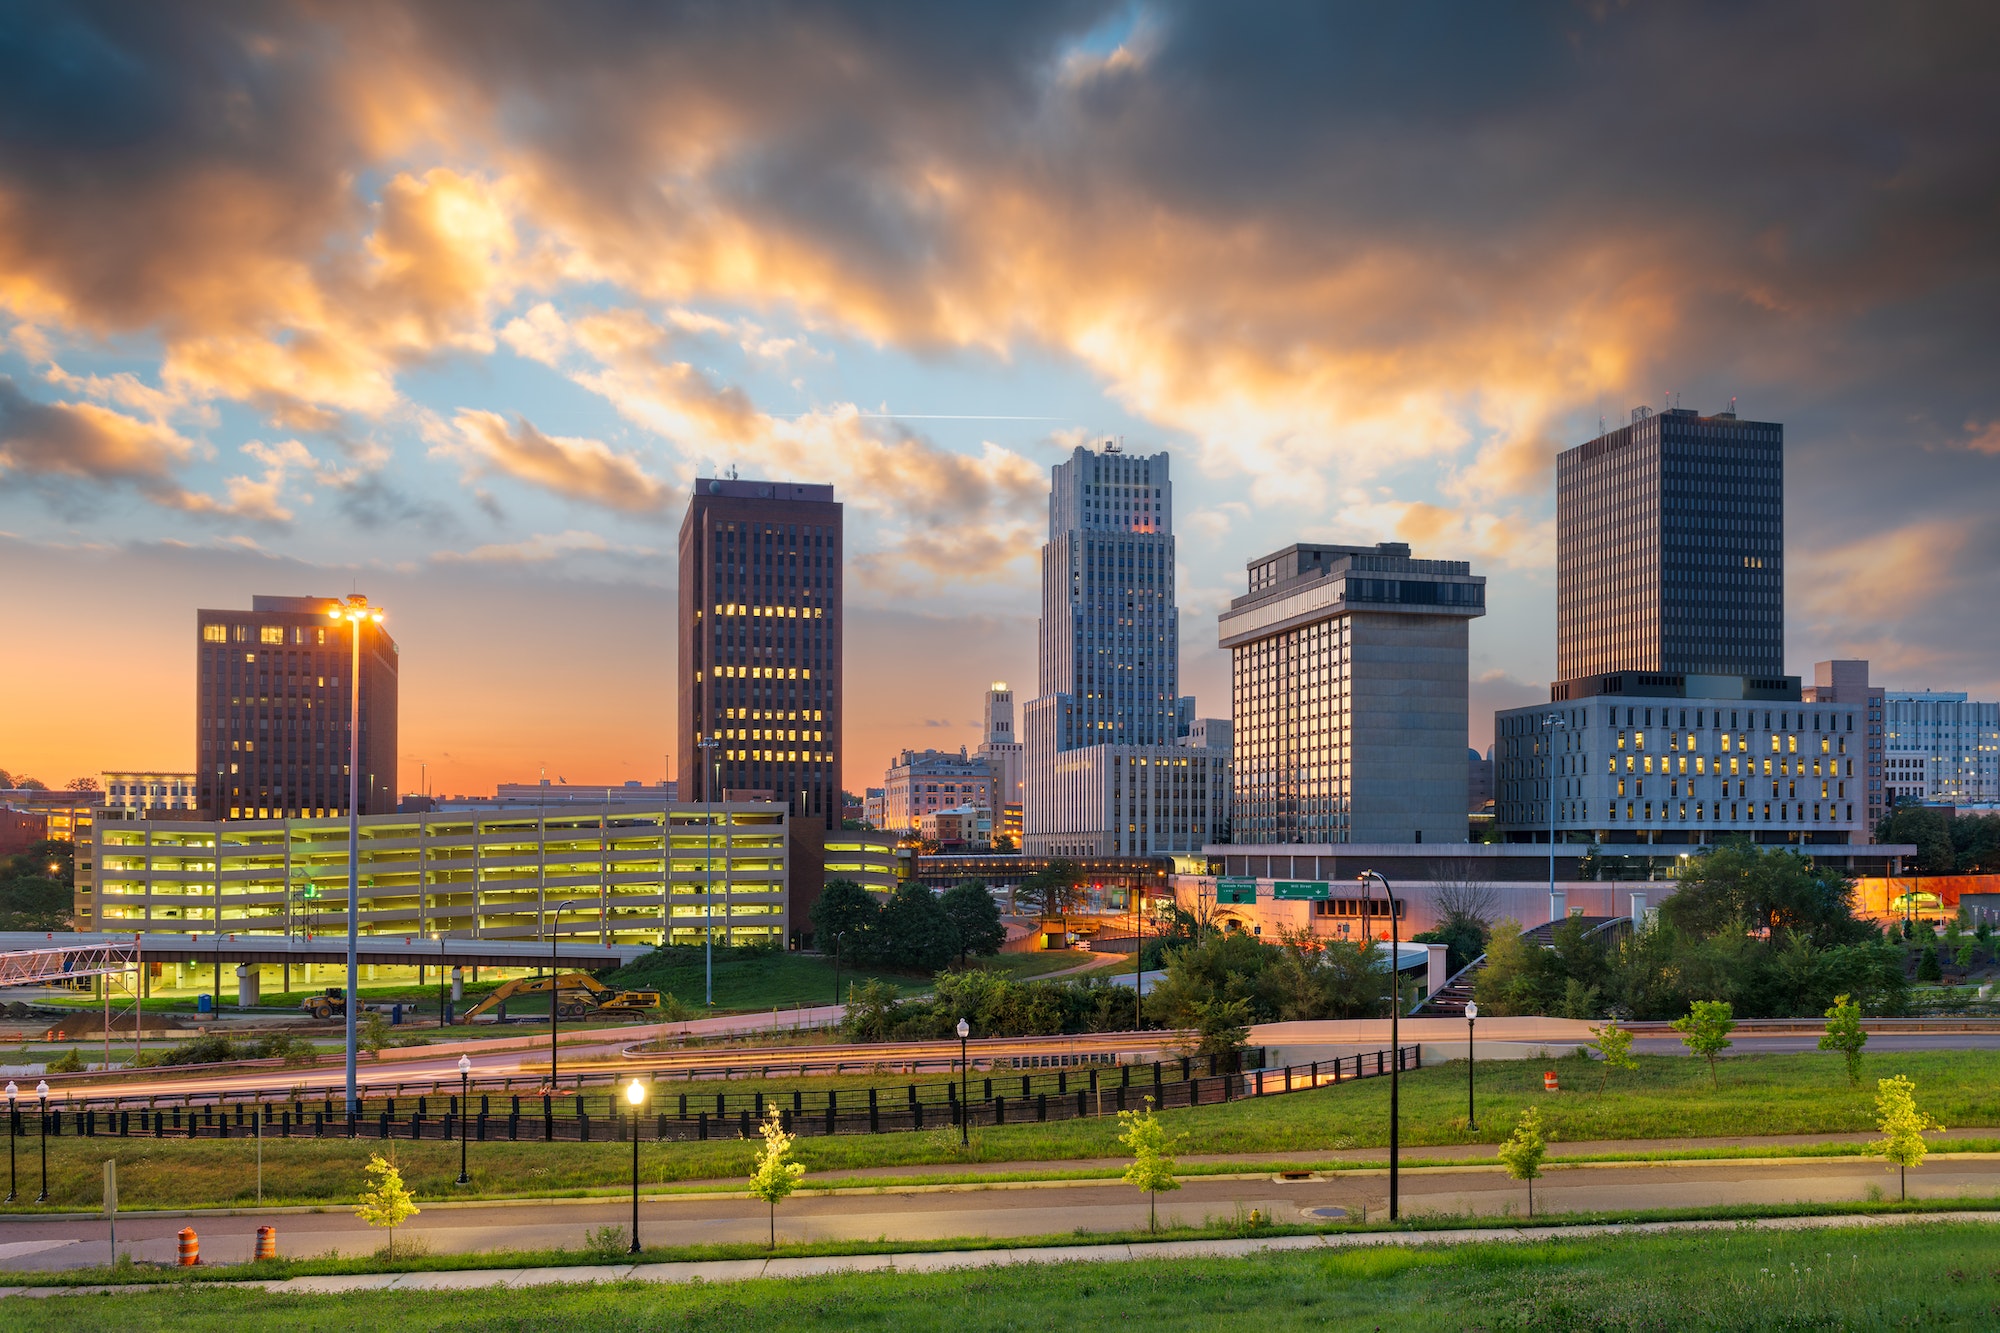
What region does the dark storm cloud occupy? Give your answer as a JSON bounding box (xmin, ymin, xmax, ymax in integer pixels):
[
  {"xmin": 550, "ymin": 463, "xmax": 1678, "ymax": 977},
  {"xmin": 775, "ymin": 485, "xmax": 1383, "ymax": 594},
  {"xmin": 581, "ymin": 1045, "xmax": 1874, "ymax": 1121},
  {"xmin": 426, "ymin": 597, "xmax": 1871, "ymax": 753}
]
[{"xmin": 1, "ymin": 2, "xmax": 1997, "ymax": 680}]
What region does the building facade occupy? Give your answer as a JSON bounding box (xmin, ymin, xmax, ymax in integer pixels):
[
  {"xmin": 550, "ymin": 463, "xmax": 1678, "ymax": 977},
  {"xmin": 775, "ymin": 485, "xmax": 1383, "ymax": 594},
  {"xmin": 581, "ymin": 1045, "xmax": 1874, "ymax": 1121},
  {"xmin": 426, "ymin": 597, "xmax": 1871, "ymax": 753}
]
[
  {"xmin": 493, "ymin": 781, "xmax": 679, "ymax": 805},
  {"xmin": 1556, "ymin": 407, "xmax": 1785, "ymax": 693},
  {"xmin": 1495, "ymin": 693, "xmax": 1867, "ymax": 846},
  {"xmin": 977, "ymin": 682, "xmax": 1024, "ymax": 846},
  {"xmin": 86, "ymin": 804, "xmax": 788, "ymax": 947},
  {"xmin": 1022, "ymin": 443, "xmax": 1229, "ymax": 855},
  {"xmin": 196, "ymin": 596, "xmax": 399, "ymax": 820},
  {"xmin": 881, "ymin": 747, "xmax": 996, "ymax": 832},
  {"xmin": 1803, "ymin": 660, "xmax": 1887, "ymax": 832},
  {"xmin": 1884, "ymin": 690, "xmax": 2000, "ymax": 805},
  {"xmin": 1219, "ymin": 542, "xmax": 1486, "ymax": 845},
  {"xmin": 102, "ymin": 771, "xmax": 199, "ymax": 817},
  {"xmin": 677, "ymin": 478, "xmax": 843, "ymax": 831}
]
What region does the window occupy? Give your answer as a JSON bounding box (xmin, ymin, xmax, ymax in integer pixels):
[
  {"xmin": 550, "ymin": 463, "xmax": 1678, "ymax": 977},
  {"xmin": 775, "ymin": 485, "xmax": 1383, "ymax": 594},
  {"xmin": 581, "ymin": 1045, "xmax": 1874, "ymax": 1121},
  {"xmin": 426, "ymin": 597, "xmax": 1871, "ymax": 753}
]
[
  {"xmin": 260, "ymin": 626, "xmax": 285, "ymax": 644},
  {"xmin": 202, "ymin": 624, "xmax": 227, "ymax": 643}
]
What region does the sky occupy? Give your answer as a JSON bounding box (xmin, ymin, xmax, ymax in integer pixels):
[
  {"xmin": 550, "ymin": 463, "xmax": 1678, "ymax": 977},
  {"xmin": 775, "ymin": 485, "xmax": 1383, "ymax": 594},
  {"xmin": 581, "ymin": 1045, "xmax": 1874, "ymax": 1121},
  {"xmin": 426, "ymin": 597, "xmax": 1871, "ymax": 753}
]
[{"xmin": 2, "ymin": 2, "xmax": 1997, "ymax": 798}]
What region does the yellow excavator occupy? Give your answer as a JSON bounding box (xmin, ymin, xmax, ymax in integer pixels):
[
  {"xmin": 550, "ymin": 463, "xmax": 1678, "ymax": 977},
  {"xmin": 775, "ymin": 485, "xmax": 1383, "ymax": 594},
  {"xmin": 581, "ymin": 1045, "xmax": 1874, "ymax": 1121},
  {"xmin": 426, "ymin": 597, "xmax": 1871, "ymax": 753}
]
[{"xmin": 461, "ymin": 972, "xmax": 663, "ymax": 1023}]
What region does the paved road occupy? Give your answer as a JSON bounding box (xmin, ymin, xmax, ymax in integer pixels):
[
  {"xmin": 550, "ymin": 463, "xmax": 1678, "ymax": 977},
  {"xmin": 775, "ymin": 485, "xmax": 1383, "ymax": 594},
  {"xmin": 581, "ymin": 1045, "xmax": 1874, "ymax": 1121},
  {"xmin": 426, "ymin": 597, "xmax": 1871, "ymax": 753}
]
[{"xmin": 5, "ymin": 1154, "xmax": 1996, "ymax": 1271}]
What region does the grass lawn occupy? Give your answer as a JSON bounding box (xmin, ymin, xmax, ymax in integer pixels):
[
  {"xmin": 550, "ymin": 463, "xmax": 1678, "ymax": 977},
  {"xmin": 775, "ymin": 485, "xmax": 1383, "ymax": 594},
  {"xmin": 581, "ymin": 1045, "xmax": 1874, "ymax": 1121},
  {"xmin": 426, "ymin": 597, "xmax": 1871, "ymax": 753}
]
[
  {"xmin": 11, "ymin": 1049, "xmax": 1997, "ymax": 1213},
  {"xmin": 11, "ymin": 1221, "xmax": 2000, "ymax": 1329}
]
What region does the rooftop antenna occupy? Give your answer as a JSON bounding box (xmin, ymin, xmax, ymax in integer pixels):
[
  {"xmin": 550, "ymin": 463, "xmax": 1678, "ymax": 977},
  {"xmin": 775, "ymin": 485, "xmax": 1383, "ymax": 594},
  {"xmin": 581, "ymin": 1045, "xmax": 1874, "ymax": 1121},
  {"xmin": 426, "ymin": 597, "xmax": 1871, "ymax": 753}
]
[
  {"xmin": 727, "ymin": 463, "xmax": 739, "ymax": 481},
  {"xmin": 1729, "ymin": 395, "xmax": 1737, "ymax": 415}
]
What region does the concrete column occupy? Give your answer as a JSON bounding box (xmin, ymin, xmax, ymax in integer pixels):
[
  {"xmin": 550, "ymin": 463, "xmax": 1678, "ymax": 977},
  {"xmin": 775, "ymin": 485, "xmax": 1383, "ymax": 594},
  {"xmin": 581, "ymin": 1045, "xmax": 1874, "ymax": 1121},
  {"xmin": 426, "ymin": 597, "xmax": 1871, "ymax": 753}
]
[
  {"xmin": 451, "ymin": 966, "xmax": 464, "ymax": 1002},
  {"xmin": 236, "ymin": 964, "xmax": 260, "ymax": 1007}
]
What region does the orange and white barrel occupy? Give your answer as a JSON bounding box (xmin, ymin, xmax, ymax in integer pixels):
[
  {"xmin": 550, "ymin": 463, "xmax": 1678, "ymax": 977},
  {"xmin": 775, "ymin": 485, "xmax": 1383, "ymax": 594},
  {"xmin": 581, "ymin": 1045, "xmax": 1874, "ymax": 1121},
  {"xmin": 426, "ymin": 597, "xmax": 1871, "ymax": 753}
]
[
  {"xmin": 254, "ymin": 1225, "xmax": 277, "ymax": 1261},
  {"xmin": 1543, "ymin": 1070, "xmax": 1559, "ymax": 1093},
  {"xmin": 176, "ymin": 1227, "xmax": 200, "ymax": 1265}
]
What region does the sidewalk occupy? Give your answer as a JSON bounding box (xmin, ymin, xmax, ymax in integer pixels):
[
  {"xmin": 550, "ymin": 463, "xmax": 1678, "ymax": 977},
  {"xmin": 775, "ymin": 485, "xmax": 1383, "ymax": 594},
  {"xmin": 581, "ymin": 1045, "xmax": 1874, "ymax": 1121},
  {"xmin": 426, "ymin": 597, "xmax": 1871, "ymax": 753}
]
[{"xmin": 5, "ymin": 1209, "xmax": 1997, "ymax": 1300}]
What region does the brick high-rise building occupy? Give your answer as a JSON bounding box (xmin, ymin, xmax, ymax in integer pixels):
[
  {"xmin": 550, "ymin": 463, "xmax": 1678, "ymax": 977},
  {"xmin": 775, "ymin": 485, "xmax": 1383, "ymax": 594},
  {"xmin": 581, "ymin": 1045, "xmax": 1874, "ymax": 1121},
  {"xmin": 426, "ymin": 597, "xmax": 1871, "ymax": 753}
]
[
  {"xmin": 196, "ymin": 596, "xmax": 399, "ymax": 819},
  {"xmin": 677, "ymin": 478, "xmax": 843, "ymax": 831}
]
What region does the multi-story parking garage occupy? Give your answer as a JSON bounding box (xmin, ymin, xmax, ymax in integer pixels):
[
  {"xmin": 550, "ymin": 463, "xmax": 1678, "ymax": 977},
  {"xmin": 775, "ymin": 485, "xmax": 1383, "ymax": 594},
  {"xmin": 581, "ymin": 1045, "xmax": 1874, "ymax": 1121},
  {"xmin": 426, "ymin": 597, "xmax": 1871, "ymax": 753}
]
[{"xmin": 80, "ymin": 804, "xmax": 788, "ymax": 948}]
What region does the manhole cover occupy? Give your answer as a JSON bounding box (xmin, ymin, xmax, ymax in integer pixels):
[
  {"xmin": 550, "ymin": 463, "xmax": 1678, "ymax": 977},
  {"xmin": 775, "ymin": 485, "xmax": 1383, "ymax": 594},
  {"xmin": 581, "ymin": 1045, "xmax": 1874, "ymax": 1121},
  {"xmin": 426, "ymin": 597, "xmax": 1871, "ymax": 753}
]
[{"xmin": 1305, "ymin": 1206, "xmax": 1348, "ymax": 1221}]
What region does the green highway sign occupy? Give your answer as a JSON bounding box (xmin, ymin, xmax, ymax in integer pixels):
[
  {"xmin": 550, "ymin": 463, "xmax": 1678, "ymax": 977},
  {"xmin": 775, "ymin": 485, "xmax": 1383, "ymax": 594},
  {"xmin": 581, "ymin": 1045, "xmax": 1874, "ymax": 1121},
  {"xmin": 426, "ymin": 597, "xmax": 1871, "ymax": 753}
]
[
  {"xmin": 1215, "ymin": 877, "xmax": 1257, "ymax": 904},
  {"xmin": 1272, "ymin": 880, "xmax": 1330, "ymax": 901}
]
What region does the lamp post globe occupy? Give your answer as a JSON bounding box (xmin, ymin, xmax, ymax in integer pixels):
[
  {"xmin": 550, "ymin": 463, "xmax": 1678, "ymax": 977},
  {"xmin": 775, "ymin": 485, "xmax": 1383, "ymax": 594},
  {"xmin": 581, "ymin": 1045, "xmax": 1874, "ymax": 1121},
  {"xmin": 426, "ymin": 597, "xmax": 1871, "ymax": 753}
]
[
  {"xmin": 456, "ymin": 1055, "xmax": 472, "ymax": 1185},
  {"xmin": 1463, "ymin": 1001, "xmax": 1479, "ymax": 1131},
  {"xmin": 955, "ymin": 1019, "xmax": 971, "ymax": 1146},
  {"xmin": 624, "ymin": 1078, "xmax": 647, "ymax": 1253}
]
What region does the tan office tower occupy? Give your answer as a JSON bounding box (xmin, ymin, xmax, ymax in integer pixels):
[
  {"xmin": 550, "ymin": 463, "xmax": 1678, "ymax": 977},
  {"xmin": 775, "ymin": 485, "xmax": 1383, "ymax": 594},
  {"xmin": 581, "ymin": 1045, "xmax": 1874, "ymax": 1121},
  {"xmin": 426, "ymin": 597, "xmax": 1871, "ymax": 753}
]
[
  {"xmin": 677, "ymin": 478, "xmax": 843, "ymax": 831},
  {"xmin": 195, "ymin": 596, "xmax": 399, "ymax": 819}
]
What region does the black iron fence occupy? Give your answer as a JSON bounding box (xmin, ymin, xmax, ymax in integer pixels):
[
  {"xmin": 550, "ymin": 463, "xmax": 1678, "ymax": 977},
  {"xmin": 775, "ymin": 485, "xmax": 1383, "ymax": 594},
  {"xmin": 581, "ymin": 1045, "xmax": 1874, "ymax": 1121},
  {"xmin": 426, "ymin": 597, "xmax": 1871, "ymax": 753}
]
[{"xmin": 4, "ymin": 1045, "xmax": 1419, "ymax": 1145}]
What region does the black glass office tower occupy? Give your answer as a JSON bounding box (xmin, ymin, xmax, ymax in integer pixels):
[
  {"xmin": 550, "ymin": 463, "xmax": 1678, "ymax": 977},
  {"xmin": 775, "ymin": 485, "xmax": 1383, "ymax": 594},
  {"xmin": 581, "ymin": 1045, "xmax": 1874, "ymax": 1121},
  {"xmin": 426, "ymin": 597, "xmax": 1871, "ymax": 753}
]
[{"xmin": 1556, "ymin": 407, "xmax": 1784, "ymax": 695}]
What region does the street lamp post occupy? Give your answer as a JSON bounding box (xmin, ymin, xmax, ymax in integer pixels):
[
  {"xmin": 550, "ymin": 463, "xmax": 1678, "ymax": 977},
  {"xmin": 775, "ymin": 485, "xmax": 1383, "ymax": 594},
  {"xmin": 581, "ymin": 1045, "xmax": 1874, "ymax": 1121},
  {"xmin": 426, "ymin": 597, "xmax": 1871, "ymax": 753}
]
[
  {"xmin": 1356, "ymin": 871, "xmax": 1401, "ymax": 1220},
  {"xmin": 698, "ymin": 738, "xmax": 720, "ymax": 1007},
  {"xmin": 956, "ymin": 1018, "xmax": 970, "ymax": 1146},
  {"xmin": 329, "ymin": 593, "xmax": 385, "ymax": 1117},
  {"xmin": 549, "ymin": 899, "xmax": 575, "ymax": 1090},
  {"xmin": 1464, "ymin": 1001, "xmax": 1479, "ymax": 1131},
  {"xmin": 35, "ymin": 1079, "xmax": 49, "ymax": 1203},
  {"xmin": 456, "ymin": 1055, "xmax": 472, "ymax": 1185},
  {"xmin": 438, "ymin": 933, "xmax": 450, "ymax": 1028},
  {"xmin": 5, "ymin": 1080, "xmax": 15, "ymax": 1203},
  {"xmin": 624, "ymin": 1078, "xmax": 647, "ymax": 1253},
  {"xmin": 1544, "ymin": 712, "xmax": 1568, "ymax": 926}
]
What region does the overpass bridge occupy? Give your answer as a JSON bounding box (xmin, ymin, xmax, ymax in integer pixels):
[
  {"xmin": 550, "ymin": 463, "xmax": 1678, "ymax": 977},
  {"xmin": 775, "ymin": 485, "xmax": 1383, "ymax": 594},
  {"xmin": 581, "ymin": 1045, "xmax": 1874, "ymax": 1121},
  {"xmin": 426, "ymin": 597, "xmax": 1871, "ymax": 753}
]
[{"xmin": 0, "ymin": 931, "xmax": 654, "ymax": 987}]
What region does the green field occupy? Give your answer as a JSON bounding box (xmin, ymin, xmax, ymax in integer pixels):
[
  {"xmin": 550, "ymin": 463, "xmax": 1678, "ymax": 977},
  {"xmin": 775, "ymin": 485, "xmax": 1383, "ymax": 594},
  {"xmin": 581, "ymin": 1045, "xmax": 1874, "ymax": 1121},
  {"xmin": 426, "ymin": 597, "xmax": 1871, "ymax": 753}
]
[
  {"xmin": 9, "ymin": 1221, "xmax": 2000, "ymax": 1330},
  {"xmin": 7, "ymin": 1049, "xmax": 1995, "ymax": 1213}
]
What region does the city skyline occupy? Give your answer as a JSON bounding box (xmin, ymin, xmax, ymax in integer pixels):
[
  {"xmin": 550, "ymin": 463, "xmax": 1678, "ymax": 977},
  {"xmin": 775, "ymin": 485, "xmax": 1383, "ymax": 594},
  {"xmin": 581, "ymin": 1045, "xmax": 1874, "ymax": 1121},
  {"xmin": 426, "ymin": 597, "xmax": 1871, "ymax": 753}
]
[{"xmin": 5, "ymin": 6, "xmax": 2000, "ymax": 796}]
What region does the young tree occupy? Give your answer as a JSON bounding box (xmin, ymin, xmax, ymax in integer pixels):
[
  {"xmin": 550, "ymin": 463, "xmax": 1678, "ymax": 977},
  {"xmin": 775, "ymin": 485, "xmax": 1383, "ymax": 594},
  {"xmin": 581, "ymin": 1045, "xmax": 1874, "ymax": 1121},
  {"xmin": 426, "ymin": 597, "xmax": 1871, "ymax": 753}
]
[
  {"xmin": 748, "ymin": 1105, "xmax": 807, "ymax": 1248},
  {"xmin": 1818, "ymin": 993, "xmax": 1868, "ymax": 1086},
  {"xmin": 1915, "ymin": 938, "xmax": 1943, "ymax": 983},
  {"xmin": 358, "ymin": 1009, "xmax": 391, "ymax": 1056},
  {"xmin": 1590, "ymin": 1017, "xmax": 1636, "ymax": 1091},
  {"xmin": 940, "ymin": 880, "xmax": 1006, "ymax": 966},
  {"xmin": 354, "ymin": 1153, "xmax": 420, "ymax": 1255},
  {"xmin": 1870, "ymin": 1074, "xmax": 1943, "ymax": 1200},
  {"xmin": 1669, "ymin": 999, "xmax": 1736, "ymax": 1089},
  {"xmin": 1497, "ymin": 1105, "xmax": 1549, "ymax": 1217},
  {"xmin": 1117, "ymin": 1100, "xmax": 1183, "ymax": 1232}
]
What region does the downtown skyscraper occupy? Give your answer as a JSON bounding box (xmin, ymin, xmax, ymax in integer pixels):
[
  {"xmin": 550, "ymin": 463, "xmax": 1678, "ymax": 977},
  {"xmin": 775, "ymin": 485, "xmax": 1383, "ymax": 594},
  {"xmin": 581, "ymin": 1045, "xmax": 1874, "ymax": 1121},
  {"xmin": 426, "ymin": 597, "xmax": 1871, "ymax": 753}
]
[
  {"xmin": 1022, "ymin": 444, "xmax": 1229, "ymax": 857},
  {"xmin": 676, "ymin": 478, "xmax": 843, "ymax": 831}
]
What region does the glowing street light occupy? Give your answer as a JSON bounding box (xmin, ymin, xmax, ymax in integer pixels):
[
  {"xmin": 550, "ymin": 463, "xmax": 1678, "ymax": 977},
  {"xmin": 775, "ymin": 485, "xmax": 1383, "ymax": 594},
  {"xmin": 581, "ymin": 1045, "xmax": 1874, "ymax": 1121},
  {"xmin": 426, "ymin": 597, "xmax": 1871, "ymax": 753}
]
[
  {"xmin": 624, "ymin": 1077, "xmax": 648, "ymax": 1253},
  {"xmin": 328, "ymin": 594, "xmax": 385, "ymax": 1118},
  {"xmin": 456, "ymin": 1055, "xmax": 473, "ymax": 1186}
]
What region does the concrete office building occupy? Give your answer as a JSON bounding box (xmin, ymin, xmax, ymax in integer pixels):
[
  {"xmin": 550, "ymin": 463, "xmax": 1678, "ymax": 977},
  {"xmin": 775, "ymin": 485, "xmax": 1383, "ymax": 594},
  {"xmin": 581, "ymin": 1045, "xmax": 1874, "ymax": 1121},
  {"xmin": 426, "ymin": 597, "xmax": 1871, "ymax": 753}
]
[
  {"xmin": 85, "ymin": 804, "xmax": 789, "ymax": 947},
  {"xmin": 1494, "ymin": 695, "xmax": 1867, "ymax": 845},
  {"xmin": 1022, "ymin": 443, "xmax": 1230, "ymax": 856},
  {"xmin": 102, "ymin": 771, "xmax": 200, "ymax": 817},
  {"xmin": 677, "ymin": 478, "xmax": 843, "ymax": 830},
  {"xmin": 882, "ymin": 747, "xmax": 996, "ymax": 833},
  {"xmin": 196, "ymin": 596, "xmax": 399, "ymax": 820},
  {"xmin": 1557, "ymin": 406, "xmax": 1785, "ymax": 695},
  {"xmin": 1220, "ymin": 542, "xmax": 1486, "ymax": 845},
  {"xmin": 1884, "ymin": 690, "xmax": 2000, "ymax": 805},
  {"xmin": 1804, "ymin": 660, "xmax": 1888, "ymax": 831}
]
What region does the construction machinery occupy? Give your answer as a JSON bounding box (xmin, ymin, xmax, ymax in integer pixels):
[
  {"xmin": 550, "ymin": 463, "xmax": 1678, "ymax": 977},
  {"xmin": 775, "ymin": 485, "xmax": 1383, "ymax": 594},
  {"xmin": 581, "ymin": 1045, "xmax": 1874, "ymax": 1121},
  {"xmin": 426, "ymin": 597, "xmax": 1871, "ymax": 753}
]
[{"xmin": 461, "ymin": 972, "xmax": 663, "ymax": 1023}]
